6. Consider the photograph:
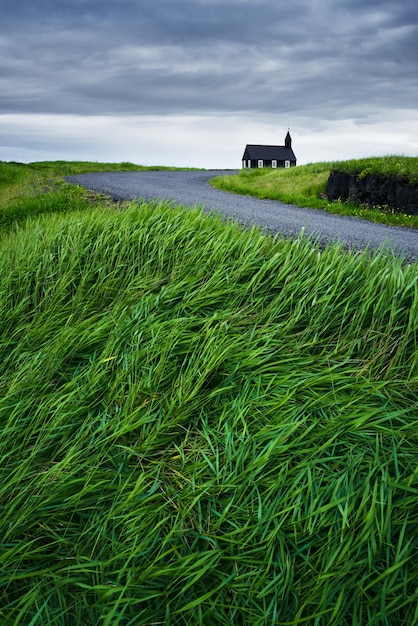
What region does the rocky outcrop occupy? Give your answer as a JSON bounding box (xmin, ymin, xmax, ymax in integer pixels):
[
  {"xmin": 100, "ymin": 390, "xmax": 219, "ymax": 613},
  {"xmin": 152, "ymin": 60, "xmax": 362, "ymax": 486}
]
[{"xmin": 326, "ymin": 172, "xmax": 418, "ymax": 215}]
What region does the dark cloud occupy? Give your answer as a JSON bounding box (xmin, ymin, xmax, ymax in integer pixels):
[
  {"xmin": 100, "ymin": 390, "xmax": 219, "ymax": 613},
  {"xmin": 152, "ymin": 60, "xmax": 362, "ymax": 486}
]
[{"xmin": 1, "ymin": 0, "xmax": 417, "ymax": 123}]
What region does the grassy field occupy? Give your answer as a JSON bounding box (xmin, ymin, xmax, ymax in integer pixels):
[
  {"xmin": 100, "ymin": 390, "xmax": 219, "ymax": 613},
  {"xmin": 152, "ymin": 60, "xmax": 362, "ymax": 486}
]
[
  {"xmin": 0, "ymin": 161, "xmax": 199, "ymax": 226},
  {"xmin": 1, "ymin": 161, "xmax": 418, "ymax": 624},
  {"xmin": 210, "ymin": 156, "xmax": 418, "ymax": 229}
]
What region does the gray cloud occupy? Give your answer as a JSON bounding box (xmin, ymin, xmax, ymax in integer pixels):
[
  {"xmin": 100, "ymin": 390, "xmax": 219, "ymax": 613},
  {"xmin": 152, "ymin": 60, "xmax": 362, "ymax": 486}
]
[{"xmin": 1, "ymin": 0, "xmax": 417, "ymax": 165}]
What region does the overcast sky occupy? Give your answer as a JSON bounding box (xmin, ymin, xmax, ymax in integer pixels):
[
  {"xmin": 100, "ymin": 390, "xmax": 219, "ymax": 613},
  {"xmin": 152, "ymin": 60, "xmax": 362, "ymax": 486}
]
[{"xmin": 1, "ymin": 0, "xmax": 417, "ymax": 168}]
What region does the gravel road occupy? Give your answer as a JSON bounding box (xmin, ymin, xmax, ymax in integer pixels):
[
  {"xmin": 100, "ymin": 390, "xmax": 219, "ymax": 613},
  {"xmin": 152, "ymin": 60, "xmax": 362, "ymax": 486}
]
[{"xmin": 66, "ymin": 170, "xmax": 418, "ymax": 260}]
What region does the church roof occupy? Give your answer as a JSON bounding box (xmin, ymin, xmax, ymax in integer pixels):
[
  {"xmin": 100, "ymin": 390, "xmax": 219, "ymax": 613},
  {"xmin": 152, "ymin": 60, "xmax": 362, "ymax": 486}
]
[{"xmin": 242, "ymin": 144, "xmax": 296, "ymax": 161}]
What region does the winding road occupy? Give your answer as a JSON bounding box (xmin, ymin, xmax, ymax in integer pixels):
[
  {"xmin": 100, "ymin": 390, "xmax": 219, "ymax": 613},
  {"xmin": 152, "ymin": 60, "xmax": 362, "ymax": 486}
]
[{"xmin": 66, "ymin": 170, "xmax": 418, "ymax": 260}]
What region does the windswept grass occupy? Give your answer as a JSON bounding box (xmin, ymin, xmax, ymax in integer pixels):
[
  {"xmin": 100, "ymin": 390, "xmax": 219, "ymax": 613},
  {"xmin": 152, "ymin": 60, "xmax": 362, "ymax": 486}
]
[
  {"xmin": 211, "ymin": 157, "xmax": 418, "ymax": 228},
  {"xmin": 1, "ymin": 200, "xmax": 418, "ymax": 624}
]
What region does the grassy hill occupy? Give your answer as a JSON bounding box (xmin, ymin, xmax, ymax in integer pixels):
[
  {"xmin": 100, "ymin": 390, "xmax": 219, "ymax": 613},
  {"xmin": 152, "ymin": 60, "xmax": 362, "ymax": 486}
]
[
  {"xmin": 210, "ymin": 156, "xmax": 418, "ymax": 229},
  {"xmin": 1, "ymin": 161, "xmax": 418, "ymax": 624}
]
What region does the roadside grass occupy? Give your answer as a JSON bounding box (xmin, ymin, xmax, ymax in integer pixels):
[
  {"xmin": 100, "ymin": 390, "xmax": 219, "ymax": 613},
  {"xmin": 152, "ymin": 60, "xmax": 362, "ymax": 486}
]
[
  {"xmin": 210, "ymin": 157, "xmax": 418, "ymax": 229},
  {"xmin": 0, "ymin": 160, "xmax": 200, "ymax": 229},
  {"xmin": 1, "ymin": 198, "xmax": 418, "ymax": 624}
]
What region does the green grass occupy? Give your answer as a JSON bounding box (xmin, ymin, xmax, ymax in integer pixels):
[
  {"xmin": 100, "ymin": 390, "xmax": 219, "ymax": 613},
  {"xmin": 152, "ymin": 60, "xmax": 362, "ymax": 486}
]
[
  {"xmin": 335, "ymin": 156, "xmax": 418, "ymax": 185},
  {"xmin": 0, "ymin": 160, "xmax": 201, "ymax": 184},
  {"xmin": 0, "ymin": 160, "xmax": 201, "ymax": 229},
  {"xmin": 1, "ymin": 192, "xmax": 418, "ymax": 624},
  {"xmin": 210, "ymin": 157, "xmax": 418, "ymax": 228}
]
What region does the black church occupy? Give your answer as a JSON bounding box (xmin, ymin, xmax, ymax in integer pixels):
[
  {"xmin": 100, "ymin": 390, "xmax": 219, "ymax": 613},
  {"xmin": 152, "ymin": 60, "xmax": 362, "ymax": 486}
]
[{"xmin": 242, "ymin": 131, "xmax": 297, "ymax": 169}]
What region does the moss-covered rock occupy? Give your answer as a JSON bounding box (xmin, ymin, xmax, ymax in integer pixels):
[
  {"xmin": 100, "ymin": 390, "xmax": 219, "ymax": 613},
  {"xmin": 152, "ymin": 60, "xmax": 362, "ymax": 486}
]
[{"xmin": 326, "ymin": 171, "xmax": 418, "ymax": 214}]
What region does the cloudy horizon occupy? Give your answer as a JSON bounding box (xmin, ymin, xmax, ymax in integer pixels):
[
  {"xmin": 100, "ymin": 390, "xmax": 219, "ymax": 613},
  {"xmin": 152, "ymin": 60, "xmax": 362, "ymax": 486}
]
[{"xmin": 1, "ymin": 0, "xmax": 417, "ymax": 168}]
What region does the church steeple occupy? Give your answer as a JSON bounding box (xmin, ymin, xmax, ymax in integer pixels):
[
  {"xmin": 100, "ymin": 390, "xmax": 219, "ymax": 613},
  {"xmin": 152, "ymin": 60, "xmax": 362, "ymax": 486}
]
[{"xmin": 285, "ymin": 130, "xmax": 292, "ymax": 149}]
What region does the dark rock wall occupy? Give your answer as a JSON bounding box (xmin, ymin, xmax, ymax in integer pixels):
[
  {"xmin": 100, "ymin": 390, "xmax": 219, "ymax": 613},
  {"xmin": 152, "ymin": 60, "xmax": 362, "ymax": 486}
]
[{"xmin": 326, "ymin": 172, "xmax": 418, "ymax": 215}]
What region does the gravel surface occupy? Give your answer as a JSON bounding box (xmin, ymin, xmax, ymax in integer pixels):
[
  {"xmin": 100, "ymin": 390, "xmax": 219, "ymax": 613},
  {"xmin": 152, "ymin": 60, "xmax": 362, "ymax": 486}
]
[{"xmin": 66, "ymin": 170, "xmax": 418, "ymax": 260}]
